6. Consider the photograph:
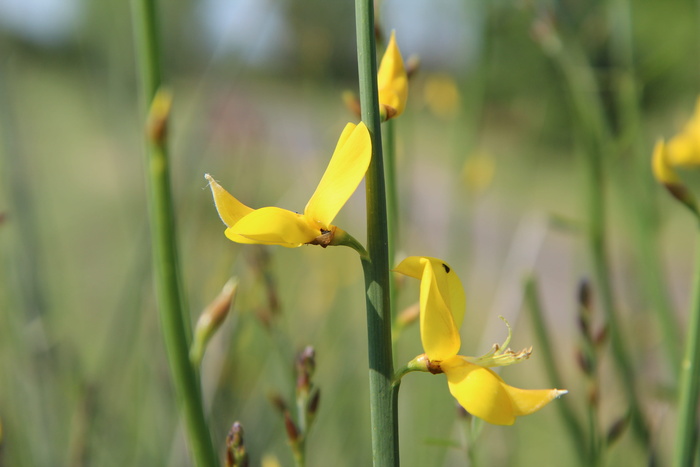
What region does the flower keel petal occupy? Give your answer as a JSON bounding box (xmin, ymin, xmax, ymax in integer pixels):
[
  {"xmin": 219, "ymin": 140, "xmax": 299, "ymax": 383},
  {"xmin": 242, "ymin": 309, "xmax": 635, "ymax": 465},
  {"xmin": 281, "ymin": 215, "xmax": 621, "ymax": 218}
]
[
  {"xmin": 442, "ymin": 357, "xmax": 515, "ymax": 425},
  {"xmin": 442, "ymin": 357, "xmax": 566, "ymax": 425},
  {"xmin": 229, "ymin": 207, "xmax": 320, "ymax": 247}
]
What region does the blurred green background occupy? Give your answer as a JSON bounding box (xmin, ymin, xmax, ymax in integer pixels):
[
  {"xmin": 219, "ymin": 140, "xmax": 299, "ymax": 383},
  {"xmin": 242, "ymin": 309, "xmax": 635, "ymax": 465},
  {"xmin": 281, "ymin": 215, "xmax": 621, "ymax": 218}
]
[{"xmin": 1, "ymin": 0, "xmax": 699, "ymax": 465}]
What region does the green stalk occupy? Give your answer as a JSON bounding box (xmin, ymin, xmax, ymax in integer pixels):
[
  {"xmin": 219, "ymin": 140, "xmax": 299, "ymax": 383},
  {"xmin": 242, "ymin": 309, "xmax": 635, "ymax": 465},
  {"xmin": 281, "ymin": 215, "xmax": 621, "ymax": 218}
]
[
  {"xmin": 130, "ymin": 0, "xmax": 217, "ymax": 465},
  {"xmin": 384, "ymin": 118, "xmax": 401, "ymax": 349},
  {"xmin": 383, "ymin": 119, "xmax": 398, "ymax": 270},
  {"xmin": 607, "ymin": 0, "xmax": 681, "ymax": 372},
  {"xmin": 580, "ymin": 132, "xmax": 650, "ymax": 447},
  {"xmin": 542, "ymin": 36, "xmax": 651, "ymax": 448},
  {"xmin": 524, "ymin": 276, "xmax": 588, "ymax": 464},
  {"xmin": 354, "ymin": 1, "xmax": 399, "ymax": 465},
  {"xmin": 673, "ymin": 222, "xmax": 700, "ymax": 467}
]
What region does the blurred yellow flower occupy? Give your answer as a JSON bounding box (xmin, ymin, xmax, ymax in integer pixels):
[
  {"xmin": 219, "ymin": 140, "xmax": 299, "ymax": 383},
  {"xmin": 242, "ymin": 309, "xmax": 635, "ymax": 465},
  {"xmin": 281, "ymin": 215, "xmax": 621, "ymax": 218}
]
[
  {"xmin": 206, "ymin": 122, "xmax": 371, "ymax": 248},
  {"xmin": 651, "ymin": 98, "xmax": 700, "ymax": 213},
  {"xmin": 462, "ymin": 152, "xmax": 495, "ymax": 195},
  {"xmin": 395, "ymin": 256, "xmax": 567, "ymax": 425},
  {"xmin": 423, "ymin": 73, "xmax": 461, "ymax": 120},
  {"xmin": 378, "ymin": 31, "xmax": 408, "ymax": 120},
  {"xmin": 652, "ymin": 140, "xmax": 681, "ymax": 186},
  {"xmin": 665, "ymin": 96, "xmax": 700, "ymax": 167},
  {"xmin": 652, "ymin": 139, "xmax": 698, "ymax": 212}
]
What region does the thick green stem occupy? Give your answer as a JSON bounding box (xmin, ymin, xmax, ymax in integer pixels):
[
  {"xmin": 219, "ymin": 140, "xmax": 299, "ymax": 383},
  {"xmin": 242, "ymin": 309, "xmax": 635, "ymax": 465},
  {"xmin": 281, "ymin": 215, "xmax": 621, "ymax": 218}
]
[
  {"xmin": 673, "ymin": 223, "xmax": 700, "ymax": 467},
  {"xmin": 524, "ymin": 276, "xmax": 588, "ymax": 464},
  {"xmin": 355, "ymin": 1, "xmax": 399, "ymax": 465},
  {"xmin": 130, "ymin": 0, "xmax": 217, "ymax": 465}
]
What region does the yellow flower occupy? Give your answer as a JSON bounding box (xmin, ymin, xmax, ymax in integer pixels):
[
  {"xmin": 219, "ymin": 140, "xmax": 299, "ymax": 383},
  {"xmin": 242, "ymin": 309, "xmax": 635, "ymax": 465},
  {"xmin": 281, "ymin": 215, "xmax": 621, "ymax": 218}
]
[
  {"xmin": 652, "ymin": 140, "xmax": 681, "ymax": 186},
  {"xmin": 395, "ymin": 256, "xmax": 567, "ymax": 425},
  {"xmin": 206, "ymin": 122, "xmax": 371, "ymax": 248},
  {"xmin": 652, "ymin": 139, "xmax": 698, "ymax": 213},
  {"xmin": 666, "ymin": 96, "xmax": 700, "ymax": 167},
  {"xmin": 651, "ymin": 98, "xmax": 700, "ymax": 213},
  {"xmin": 378, "ymin": 31, "xmax": 408, "ymax": 120}
]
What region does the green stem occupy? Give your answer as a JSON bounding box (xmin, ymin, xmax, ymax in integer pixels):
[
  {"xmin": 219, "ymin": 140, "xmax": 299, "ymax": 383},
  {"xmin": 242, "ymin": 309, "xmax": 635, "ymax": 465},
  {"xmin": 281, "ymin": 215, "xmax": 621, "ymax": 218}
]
[
  {"xmin": 383, "ymin": 119, "xmax": 399, "ymax": 269},
  {"xmin": 673, "ymin": 222, "xmax": 700, "ymax": 467},
  {"xmin": 581, "ymin": 135, "xmax": 650, "ymax": 447},
  {"xmin": 607, "ymin": 0, "xmax": 681, "ymax": 373},
  {"xmin": 384, "ymin": 117, "xmax": 401, "ymax": 353},
  {"xmin": 130, "ymin": 1, "xmax": 217, "ymax": 465},
  {"xmin": 543, "ymin": 35, "xmax": 651, "ymax": 449},
  {"xmin": 523, "ymin": 276, "xmax": 588, "ymax": 464},
  {"xmin": 354, "ymin": 1, "xmax": 399, "ymax": 464},
  {"xmin": 292, "ymin": 441, "xmax": 306, "ymax": 467}
]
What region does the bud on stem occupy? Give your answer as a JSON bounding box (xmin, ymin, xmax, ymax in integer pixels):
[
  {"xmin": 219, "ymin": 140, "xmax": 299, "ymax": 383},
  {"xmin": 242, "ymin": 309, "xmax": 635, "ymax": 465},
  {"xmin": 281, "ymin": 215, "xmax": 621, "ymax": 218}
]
[{"xmin": 190, "ymin": 277, "xmax": 238, "ymax": 366}]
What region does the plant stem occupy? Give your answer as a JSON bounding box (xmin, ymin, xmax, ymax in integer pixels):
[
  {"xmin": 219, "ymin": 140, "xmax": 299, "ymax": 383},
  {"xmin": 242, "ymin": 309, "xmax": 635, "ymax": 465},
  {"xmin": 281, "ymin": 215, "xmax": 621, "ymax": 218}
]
[
  {"xmin": 354, "ymin": 0, "xmax": 399, "ymax": 465},
  {"xmin": 607, "ymin": 0, "xmax": 681, "ymax": 373},
  {"xmin": 673, "ymin": 221, "xmax": 700, "ymax": 467},
  {"xmin": 541, "ymin": 35, "xmax": 651, "ymax": 449},
  {"xmin": 383, "ymin": 119, "xmax": 399, "ymax": 270},
  {"xmin": 130, "ymin": 0, "xmax": 217, "ymax": 465},
  {"xmin": 524, "ymin": 276, "xmax": 588, "ymax": 464}
]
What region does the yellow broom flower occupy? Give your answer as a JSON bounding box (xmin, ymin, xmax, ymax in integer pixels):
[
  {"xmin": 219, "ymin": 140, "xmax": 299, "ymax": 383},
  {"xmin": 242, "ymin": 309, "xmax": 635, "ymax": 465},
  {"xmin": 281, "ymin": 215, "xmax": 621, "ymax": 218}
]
[
  {"xmin": 395, "ymin": 256, "xmax": 567, "ymax": 425},
  {"xmin": 666, "ymin": 96, "xmax": 700, "ymax": 167},
  {"xmin": 377, "ymin": 31, "xmax": 408, "ymax": 120},
  {"xmin": 206, "ymin": 122, "xmax": 371, "ymax": 248}
]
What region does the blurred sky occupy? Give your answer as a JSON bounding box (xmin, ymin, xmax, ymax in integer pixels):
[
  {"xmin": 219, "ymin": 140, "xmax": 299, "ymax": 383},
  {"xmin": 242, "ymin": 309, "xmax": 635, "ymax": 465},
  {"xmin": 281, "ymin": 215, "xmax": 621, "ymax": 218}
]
[
  {"xmin": 0, "ymin": 0, "xmax": 481, "ymax": 71},
  {"xmin": 0, "ymin": 0, "xmax": 82, "ymax": 46}
]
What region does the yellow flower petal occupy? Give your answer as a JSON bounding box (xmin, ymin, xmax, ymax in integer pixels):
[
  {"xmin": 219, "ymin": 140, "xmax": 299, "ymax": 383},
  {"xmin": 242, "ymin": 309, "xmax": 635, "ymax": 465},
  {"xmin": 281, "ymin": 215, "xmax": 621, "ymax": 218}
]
[
  {"xmin": 394, "ymin": 256, "xmax": 466, "ymax": 330},
  {"xmin": 378, "ymin": 31, "xmax": 408, "ymax": 118},
  {"xmin": 504, "ymin": 383, "xmax": 567, "ymax": 417},
  {"xmin": 666, "ymin": 96, "xmax": 700, "ymax": 166},
  {"xmin": 304, "ymin": 122, "xmax": 371, "ymax": 227},
  {"xmin": 419, "ymin": 261, "xmax": 461, "ymax": 360},
  {"xmin": 652, "ymin": 140, "xmax": 681, "ymax": 185},
  {"xmin": 442, "ymin": 357, "xmax": 516, "ymax": 425},
  {"xmin": 205, "ymin": 174, "xmax": 254, "ymax": 227},
  {"xmin": 666, "ymin": 132, "xmax": 700, "ymax": 167},
  {"xmin": 228, "ymin": 207, "xmax": 320, "ymax": 248},
  {"xmin": 441, "ymin": 356, "xmax": 565, "ymax": 425}
]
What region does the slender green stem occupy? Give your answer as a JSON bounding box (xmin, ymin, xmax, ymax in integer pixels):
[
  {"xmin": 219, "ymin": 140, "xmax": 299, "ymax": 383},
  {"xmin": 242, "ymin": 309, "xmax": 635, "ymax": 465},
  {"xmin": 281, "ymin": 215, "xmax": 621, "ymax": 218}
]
[
  {"xmin": 384, "ymin": 118, "xmax": 402, "ymax": 353},
  {"xmin": 292, "ymin": 442, "xmax": 305, "ymax": 467},
  {"xmin": 541, "ymin": 34, "xmax": 651, "ymax": 449},
  {"xmin": 607, "ymin": 0, "xmax": 681, "ymax": 373},
  {"xmin": 355, "ymin": 1, "xmax": 399, "ymax": 464},
  {"xmin": 673, "ymin": 222, "xmax": 700, "ymax": 467},
  {"xmin": 130, "ymin": 0, "xmax": 217, "ymax": 465},
  {"xmin": 383, "ymin": 119, "xmax": 399, "ymax": 269},
  {"xmin": 580, "ymin": 133, "xmax": 650, "ymax": 447},
  {"xmin": 523, "ymin": 276, "xmax": 588, "ymax": 464}
]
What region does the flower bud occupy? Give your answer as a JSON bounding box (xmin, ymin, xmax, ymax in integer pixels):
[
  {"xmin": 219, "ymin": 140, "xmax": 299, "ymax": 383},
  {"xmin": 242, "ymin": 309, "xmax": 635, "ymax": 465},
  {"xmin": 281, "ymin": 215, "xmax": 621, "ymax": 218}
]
[
  {"xmin": 226, "ymin": 422, "xmax": 249, "ymax": 467},
  {"xmin": 190, "ymin": 278, "xmax": 238, "ymax": 366},
  {"xmin": 395, "ymin": 303, "xmax": 420, "ymax": 328},
  {"xmin": 342, "ymin": 90, "xmax": 361, "ymax": 119},
  {"xmin": 267, "ymin": 392, "xmax": 288, "ymax": 415},
  {"xmin": 606, "ymin": 415, "xmax": 629, "ymax": 445},
  {"xmin": 296, "ymin": 346, "xmax": 316, "ymax": 397},
  {"xmin": 284, "ymin": 411, "xmax": 299, "ymax": 443},
  {"xmin": 146, "ymin": 88, "xmax": 172, "ymax": 144}
]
